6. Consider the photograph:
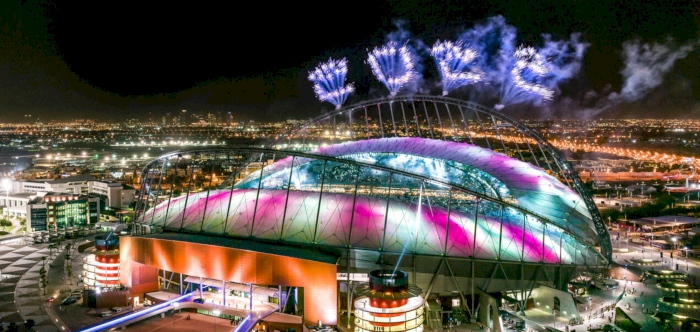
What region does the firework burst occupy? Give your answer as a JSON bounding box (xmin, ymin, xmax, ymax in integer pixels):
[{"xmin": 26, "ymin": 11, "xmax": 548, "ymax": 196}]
[
  {"xmin": 367, "ymin": 42, "xmax": 415, "ymax": 96},
  {"xmin": 308, "ymin": 58, "xmax": 355, "ymax": 109},
  {"xmin": 510, "ymin": 45, "xmax": 554, "ymax": 100},
  {"xmin": 430, "ymin": 40, "xmax": 483, "ymax": 96}
]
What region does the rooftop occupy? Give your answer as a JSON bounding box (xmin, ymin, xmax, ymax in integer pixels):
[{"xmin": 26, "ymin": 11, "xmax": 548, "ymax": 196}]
[
  {"xmin": 137, "ymin": 232, "xmax": 340, "ymax": 264},
  {"xmin": 630, "ymin": 215, "xmax": 700, "ymax": 227},
  {"xmin": 51, "ymin": 174, "xmax": 96, "ymax": 184}
]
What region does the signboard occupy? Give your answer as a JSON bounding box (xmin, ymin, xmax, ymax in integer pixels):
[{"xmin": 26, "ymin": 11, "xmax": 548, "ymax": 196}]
[{"xmin": 337, "ymin": 273, "xmax": 369, "ymax": 282}]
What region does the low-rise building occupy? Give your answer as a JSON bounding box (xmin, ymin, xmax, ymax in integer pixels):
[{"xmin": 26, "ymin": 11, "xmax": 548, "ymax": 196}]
[
  {"xmin": 1, "ymin": 193, "xmax": 32, "ymax": 218},
  {"xmin": 8, "ymin": 175, "xmax": 134, "ymax": 209},
  {"xmin": 2, "ymin": 191, "xmax": 100, "ymax": 233}
]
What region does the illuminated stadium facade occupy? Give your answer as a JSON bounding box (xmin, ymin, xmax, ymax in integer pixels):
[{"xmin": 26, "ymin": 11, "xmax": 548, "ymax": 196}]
[{"xmin": 122, "ymin": 95, "xmax": 610, "ymax": 329}]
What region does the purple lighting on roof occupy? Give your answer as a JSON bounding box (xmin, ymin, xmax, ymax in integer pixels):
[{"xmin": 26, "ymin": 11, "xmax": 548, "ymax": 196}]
[
  {"xmin": 144, "ymin": 188, "xmax": 563, "ymax": 263},
  {"xmin": 138, "ymin": 137, "xmax": 598, "ymax": 265}
]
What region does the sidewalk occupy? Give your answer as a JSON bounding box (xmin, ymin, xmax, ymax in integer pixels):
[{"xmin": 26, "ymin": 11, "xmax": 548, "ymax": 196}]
[{"xmin": 47, "ymin": 241, "xmax": 105, "ymax": 331}]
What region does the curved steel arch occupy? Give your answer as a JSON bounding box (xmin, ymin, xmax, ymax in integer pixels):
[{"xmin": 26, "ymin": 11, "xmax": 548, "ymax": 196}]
[
  {"xmin": 134, "ymin": 146, "xmax": 605, "ymax": 265},
  {"xmin": 269, "ymin": 95, "xmax": 612, "ymax": 263},
  {"xmin": 132, "ymin": 95, "xmax": 610, "ymax": 263}
]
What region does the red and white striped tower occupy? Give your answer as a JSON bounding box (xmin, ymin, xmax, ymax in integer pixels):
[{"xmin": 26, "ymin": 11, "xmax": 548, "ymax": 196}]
[{"xmin": 354, "ymin": 270, "xmax": 424, "ymax": 332}]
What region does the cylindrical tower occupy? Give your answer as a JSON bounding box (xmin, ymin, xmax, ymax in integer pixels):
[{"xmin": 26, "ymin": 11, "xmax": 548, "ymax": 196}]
[
  {"xmin": 82, "ymin": 232, "xmax": 120, "ymax": 289},
  {"xmin": 354, "ymin": 270, "xmax": 424, "ymax": 332}
]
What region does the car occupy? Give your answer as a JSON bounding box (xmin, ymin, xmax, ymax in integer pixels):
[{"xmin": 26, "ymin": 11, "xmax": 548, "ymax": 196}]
[
  {"xmin": 61, "ymin": 296, "xmax": 77, "ymax": 305},
  {"xmin": 48, "ymin": 297, "xmax": 55, "ymax": 302},
  {"xmin": 99, "ymin": 311, "xmax": 113, "ymax": 317},
  {"xmin": 111, "ymin": 307, "xmax": 122, "ymax": 312},
  {"xmin": 143, "ymin": 301, "xmax": 152, "ymax": 307},
  {"xmin": 193, "ymin": 298, "xmax": 204, "ymax": 304}
]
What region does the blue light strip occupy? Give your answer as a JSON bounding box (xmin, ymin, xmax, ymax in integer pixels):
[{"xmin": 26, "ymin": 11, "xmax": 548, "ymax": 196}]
[
  {"xmin": 233, "ymin": 314, "xmax": 253, "ymax": 332},
  {"xmin": 79, "ymin": 292, "xmax": 194, "ymax": 332}
]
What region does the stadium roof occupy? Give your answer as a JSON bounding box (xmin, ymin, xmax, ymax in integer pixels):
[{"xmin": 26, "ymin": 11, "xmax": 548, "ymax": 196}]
[{"xmin": 141, "ymin": 138, "xmax": 604, "ymax": 266}]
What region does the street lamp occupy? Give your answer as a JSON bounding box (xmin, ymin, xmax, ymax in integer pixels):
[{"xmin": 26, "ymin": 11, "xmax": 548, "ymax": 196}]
[
  {"xmin": 672, "ymin": 237, "xmax": 678, "ymax": 269},
  {"xmin": 172, "ymin": 302, "xmax": 179, "ymax": 326},
  {"xmin": 213, "ymin": 309, "xmax": 221, "ymax": 332},
  {"xmin": 1, "ymin": 178, "xmax": 11, "ymax": 198}
]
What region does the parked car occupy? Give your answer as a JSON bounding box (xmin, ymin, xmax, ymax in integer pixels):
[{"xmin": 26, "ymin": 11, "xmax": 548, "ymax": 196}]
[
  {"xmin": 111, "ymin": 307, "xmax": 122, "ymax": 312},
  {"xmin": 193, "ymin": 298, "xmax": 204, "ymax": 304},
  {"xmin": 48, "ymin": 297, "xmax": 54, "ymax": 302},
  {"xmin": 99, "ymin": 311, "xmax": 113, "ymax": 317},
  {"xmin": 61, "ymin": 296, "xmax": 77, "ymax": 305}
]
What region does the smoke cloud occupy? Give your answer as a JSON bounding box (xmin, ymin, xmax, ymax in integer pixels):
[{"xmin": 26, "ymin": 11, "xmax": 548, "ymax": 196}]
[
  {"xmin": 455, "ymin": 16, "xmax": 588, "ymax": 107},
  {"xmin": 614, "ymin": 39, "xmax": 695, "ymax": 102},
  {"xmin": 548, "ymin": 39, "xmax": 698, "ymax": 119},
  {"xmin": 354, "ymin": 16, "xmax": 697, "ymax": 118}
]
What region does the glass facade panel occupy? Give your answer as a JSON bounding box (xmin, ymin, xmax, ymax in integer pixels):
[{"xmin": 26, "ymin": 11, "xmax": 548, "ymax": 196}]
[
  {"xmin": 314, "ymin": 162, "xmax": 358, "ymax": 247},
  {"xmin": 560, "ymin": 232, "xmax": 577, "ymax": 265},
  {"xmin": 445, "ymin": 189, "xmax": 476, "ymax": 258},
  {"xmin": 543, "ymin": 224, "xmax": 561, "ymax": 264},
  {"xmin": 383, "ymin": 174, "xmax": 421, "ymax": 254},
  {"xmin": 251, "ymin": 156, "xmax": 295, "ymax": 240},
  {"xmin": 473, "ymin": 200, "xmax": 500, "ymax": 260},
  {"xmin": 31, "ymin": 207, "xmax": 47, "ymax": 232},
  {"xmin": 499, "ymin": 207, "xmax": 524, "ymax": 262},
  {"xmin": 523, "ymin": 216, "xmax": 545, "ymax": 262},
  {"xmin": 348, "ymin": 167, "xmax": 390, "ymax": 249},
  {"xmin": 52, "ymin": 200, "xmax": 88, "ymax": 228}
]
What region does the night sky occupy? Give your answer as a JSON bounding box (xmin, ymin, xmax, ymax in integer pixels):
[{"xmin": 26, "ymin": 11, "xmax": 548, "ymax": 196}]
[{"xmin": 0, "ymin": 0, "xmax": 699, "ymax": 122}]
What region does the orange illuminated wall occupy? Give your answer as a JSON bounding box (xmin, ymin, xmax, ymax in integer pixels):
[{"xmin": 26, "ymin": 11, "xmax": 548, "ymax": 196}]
[{"xmin": 120, "ymin": 236, "xmax": 338, "ymax": 326}]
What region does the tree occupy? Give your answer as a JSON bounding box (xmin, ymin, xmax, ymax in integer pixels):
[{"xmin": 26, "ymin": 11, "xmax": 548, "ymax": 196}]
[
  {"xmin": 56, "ymin": 237, "xmax": 64, "ymax": 256},
  {"xmin": 39, "ymin": 257, "xmax": 47, "ymax": 295},
  {"xmin": 7, "ymin": 322, "xmax": 18, "ymax": 332},
  {"xmin": 24, "ymin": 319, "xmax": 36, "ymax": 331},
  {"xmin": 66, "ymin": 262, "xmax": 73, "ymax": 285},
  {"xmin": 0, "ymin": 218, "xmax": 12, "ymax": 227},
  {"xmin": 64, "ymin": 243, "xmax": 73, "ymax": 284},
  {"xmin": 681, "ymin": 319, "xmax": 693, "ymax": 332}
]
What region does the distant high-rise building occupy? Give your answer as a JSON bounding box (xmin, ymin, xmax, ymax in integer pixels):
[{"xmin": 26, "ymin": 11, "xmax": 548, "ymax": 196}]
[{"xmin": 228, "ymin": 112, "xmax": 232, "ymax": 125}]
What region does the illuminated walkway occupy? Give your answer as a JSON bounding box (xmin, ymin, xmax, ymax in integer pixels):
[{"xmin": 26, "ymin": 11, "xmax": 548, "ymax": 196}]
[
  {"xmin": 80, "ymin": 293, "xmax": 288, "ymax": 332},
  {"xmin": 115, "ymin": 311, "xmax": 232, "ymax": 332}
]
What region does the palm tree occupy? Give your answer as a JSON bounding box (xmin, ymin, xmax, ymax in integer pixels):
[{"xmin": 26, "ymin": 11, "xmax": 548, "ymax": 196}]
[{"xmin": 24, "ymin": 319, "xmax": 36, "ymax": 331}]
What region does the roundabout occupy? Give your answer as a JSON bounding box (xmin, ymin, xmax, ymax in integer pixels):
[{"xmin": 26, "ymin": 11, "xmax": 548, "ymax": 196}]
[
  {"xmin": 613, "ymin": 248, "xmax": 636, "ymax": 254},
  {"xmin": 628, "ymin": 258, "xmax": 664, "ymax": 266}
]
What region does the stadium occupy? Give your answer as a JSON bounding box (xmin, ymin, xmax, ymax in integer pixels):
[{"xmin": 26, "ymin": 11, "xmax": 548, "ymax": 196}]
[{"xmin": 123, "ymin": 95, "xmax": 611, "ymax": 331}]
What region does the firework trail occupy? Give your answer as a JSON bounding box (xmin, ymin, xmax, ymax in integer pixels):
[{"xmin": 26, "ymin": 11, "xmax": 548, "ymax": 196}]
[
  {"xmin": 308, "ymin": 58, "xmax": 355, "ymax": 109},
  {"xmin": 367, "ymin": 42, "xmax": 416, "ymax": 96},
  {"xmin": 430, "ymin": 40, "xmax": 483, "ymax": 96}
]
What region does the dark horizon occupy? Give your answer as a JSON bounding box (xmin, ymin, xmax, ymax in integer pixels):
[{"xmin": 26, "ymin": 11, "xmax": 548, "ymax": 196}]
[{"xmin": 1, "ymin": 0, "xmax": 699, "ymax": 123}]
